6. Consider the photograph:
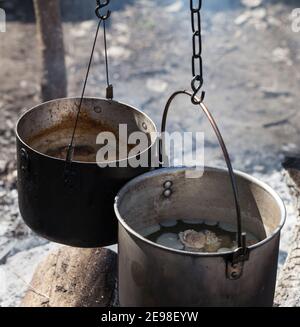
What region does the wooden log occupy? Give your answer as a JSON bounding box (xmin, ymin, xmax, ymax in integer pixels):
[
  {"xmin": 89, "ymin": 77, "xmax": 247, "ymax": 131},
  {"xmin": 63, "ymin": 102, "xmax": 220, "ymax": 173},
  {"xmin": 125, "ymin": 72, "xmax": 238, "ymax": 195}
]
[
  {"xmin": 274, "ymin": 157, "xmax": 300, "ymax": 307},
  {"xmin": 33, "ymin": 0, "xmax": 67, "ymax": 101},
  {"xmin": 21, "ymin": 247, "xmax": 117, "ymax": 307}
]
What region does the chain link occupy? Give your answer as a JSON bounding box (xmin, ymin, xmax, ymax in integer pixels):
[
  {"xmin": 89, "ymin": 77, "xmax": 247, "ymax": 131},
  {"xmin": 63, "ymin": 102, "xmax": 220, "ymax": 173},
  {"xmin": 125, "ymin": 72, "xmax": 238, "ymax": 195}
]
[{"xmin": 190, "ymin": 0, "xmax": 205, "ymax": 104}]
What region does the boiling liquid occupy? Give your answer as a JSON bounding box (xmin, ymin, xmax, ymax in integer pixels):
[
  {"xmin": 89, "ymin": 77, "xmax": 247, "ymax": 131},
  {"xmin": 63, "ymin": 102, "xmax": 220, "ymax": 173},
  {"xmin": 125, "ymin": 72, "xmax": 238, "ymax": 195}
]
[{"xmin": 145, "ymin": 220, "xmax": 260, "ymax": 253}]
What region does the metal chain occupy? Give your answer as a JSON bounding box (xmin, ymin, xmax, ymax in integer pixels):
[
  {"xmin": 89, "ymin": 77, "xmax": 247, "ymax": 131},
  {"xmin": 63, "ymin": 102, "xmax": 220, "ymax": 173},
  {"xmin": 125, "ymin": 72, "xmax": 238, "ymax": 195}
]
[{"xmin": 190, "ymin": 0, "xmax": 205, "ymax": 105}]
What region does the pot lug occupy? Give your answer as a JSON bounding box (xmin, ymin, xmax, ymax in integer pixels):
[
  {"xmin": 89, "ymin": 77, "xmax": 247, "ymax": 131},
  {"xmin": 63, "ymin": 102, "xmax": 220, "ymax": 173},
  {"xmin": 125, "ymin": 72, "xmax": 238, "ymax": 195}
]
[
  {"xmin": 226, "ymin": 246, "xmax": 250, "ymax": 280},
  {"xmin": 20, "ymin": 148, "xmax": 29, "ymax": 173}
]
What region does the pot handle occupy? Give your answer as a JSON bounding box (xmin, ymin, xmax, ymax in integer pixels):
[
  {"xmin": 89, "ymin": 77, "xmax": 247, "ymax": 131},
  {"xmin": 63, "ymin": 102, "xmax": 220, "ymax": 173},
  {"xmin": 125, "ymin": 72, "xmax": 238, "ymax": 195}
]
[{"xmin": 159, "ymin": 90, "xmax": 246, "ymax": 251}]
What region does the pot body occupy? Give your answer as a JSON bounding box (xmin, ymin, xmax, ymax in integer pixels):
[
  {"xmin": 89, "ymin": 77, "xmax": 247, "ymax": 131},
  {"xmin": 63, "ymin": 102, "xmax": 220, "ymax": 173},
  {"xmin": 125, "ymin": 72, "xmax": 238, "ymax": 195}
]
[
  {"xmin": 115, "ymin": 167, "xmax": 286, "ymax": 307},
  {"xmin": 16, "ymin": 97, "xmax": 157, "ymax": 247}
]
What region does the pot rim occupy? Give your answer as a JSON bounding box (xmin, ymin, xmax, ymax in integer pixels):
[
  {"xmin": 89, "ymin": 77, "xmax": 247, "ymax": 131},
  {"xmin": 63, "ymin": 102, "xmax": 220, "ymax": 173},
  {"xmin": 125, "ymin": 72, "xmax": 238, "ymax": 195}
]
[
  {"xmin": 114, "ymin": 166, "xmax": 286, "ymax": 257},
  {"xmin": 15, "ymin": 96, "xmax": 158, "ymax": 165}
]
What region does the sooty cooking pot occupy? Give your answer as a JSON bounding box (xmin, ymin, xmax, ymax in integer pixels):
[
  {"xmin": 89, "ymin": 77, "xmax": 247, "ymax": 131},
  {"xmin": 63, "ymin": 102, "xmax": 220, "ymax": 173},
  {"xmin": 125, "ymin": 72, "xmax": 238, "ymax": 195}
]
[{"xmin": 16, "ymin": 97, "xmax": 157, "ymax": 247}]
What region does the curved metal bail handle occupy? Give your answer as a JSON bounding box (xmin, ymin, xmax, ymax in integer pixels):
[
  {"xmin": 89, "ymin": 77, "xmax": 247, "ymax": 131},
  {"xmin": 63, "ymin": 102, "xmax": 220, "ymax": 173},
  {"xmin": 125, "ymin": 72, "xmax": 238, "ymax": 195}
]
[
  {"xmin": 160, "ymin": 90, "xmax": 244, "ymax": 248},
  {"xmin": 95, "ymin": 1, "xmax": 113, "ymax": 100},
  {"xmin": 65, "ymin": 1, "xmax": 112, "ymax": 168}
]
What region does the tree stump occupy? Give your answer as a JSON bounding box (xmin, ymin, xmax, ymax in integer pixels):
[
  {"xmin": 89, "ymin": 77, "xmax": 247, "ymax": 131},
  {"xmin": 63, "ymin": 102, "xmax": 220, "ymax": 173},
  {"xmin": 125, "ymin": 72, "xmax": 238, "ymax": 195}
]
[
  {"xmin": 21, "ymin": 247, "xmax": 117, "ymax": 307},
  {"xmin": 275, "ymin": 157, "xmax": 300, "ymax": 307}
]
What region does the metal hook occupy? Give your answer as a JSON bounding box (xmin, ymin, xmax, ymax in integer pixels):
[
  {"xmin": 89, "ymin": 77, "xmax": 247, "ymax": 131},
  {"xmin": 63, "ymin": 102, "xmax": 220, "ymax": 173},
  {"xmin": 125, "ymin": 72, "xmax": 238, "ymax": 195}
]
[
  {"xmin": 191, "ymin": 90, "xmax": 205, "ymax": 105},
  {"xmin": 95, "ymin": 0, "xmax": 111, "ymax": 20},
  {"xmin": 191, "ymin": 75, "xmax": 205, "ymax": 104}
]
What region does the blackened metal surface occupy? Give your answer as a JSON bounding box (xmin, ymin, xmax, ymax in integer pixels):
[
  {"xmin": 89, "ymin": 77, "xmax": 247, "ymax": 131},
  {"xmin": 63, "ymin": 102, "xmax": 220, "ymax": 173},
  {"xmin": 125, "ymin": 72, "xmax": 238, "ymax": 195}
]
[{"xmin": 16, "ymin": 97, "xmax": 157, "ymax": 247}]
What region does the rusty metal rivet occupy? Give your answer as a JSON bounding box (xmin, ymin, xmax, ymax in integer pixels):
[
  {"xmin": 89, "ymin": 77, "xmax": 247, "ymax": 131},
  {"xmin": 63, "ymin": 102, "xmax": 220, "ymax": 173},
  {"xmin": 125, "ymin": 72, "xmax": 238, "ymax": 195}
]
[
  {"xmin": 20, "ymin": 148, "xmax": 29, "ymax": 172},
  {"xmin": 94, "ymin": 106, "xmax": 102, "ymax": 113},
  {"xmin": 163, "ymin": 181, "xmax": 173, "ymax": 189},
  {"xmin": 163, "ymin": 189, "xmax": 172, "ymax": 198},
  {"xmin": 231, "ymin": 272, "xmax": 239, "ymax": 279}
]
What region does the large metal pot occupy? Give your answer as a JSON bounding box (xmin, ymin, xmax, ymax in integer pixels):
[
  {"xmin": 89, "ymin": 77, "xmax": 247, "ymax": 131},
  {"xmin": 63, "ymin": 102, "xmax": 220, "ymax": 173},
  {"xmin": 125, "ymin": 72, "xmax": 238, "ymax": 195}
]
[
  {"xmin": 114, "ymin": 91, "xmax": 286, "ymax": 307},
  {"xmin": 16, "ymin": 97, "xmax": 157, "ymax": 247},
  {"xmin": 115, "ymin": 167, "xmax": 286, "ymax": 307}
]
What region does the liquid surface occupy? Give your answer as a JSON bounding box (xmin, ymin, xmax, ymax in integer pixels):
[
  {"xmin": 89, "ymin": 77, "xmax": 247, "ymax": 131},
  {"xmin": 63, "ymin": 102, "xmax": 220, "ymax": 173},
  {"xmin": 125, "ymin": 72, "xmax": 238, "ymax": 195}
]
[
  {"xmin": 144, "ymin": 220, "xmax": 260, "ymax": 253},
  {"xmin": 27, "ymin": 115, "xmax": 137, "ymax": 162}
]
